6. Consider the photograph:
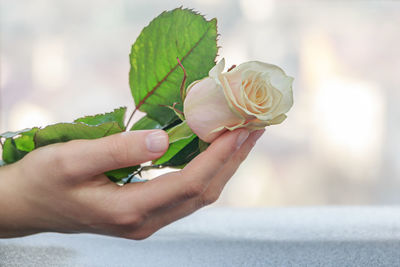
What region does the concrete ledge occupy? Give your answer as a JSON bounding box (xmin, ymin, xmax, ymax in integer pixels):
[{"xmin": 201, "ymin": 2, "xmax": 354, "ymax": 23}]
[{"xmin": 1, "ymin": 207, "xmax": 399, "ymax": 266}]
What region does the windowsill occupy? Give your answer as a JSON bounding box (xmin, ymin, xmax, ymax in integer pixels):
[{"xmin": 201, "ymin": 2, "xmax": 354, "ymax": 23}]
[{"xmin": 1, "ymin": 206, "xmax": 399, "ymax": 266}]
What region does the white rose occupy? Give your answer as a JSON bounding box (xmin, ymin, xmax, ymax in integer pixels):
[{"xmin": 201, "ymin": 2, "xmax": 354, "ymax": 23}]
[{"xmin": 183, "ymin": 58, "xmax": 294, "ymax": 142}]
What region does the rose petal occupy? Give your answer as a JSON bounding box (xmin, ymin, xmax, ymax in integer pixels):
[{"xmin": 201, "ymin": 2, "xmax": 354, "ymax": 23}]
[
  {"xmin": 238, "ymin": 61, "xmax": 294, "ymax": 117},
  {"xmin": 209, "ymin": 58, "xmax": 225, "ymax": 80},
  {"xmin": 220, "ymin": 74, "xmax": 254, "ymax": 120},
  {"xmin": 184, "ymin": 77, "xmax": 245, "ymax": 142}
]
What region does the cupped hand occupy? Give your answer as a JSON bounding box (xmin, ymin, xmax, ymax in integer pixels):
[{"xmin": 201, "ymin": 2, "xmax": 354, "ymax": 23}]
[{"xmin": 0, "ymin": 128, "xmax": 264, "ymax": 239}]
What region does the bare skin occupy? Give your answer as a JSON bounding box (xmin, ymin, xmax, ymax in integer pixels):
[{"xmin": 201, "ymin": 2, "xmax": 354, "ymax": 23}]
[{"xmin": 0, "ymin": 128, "xmax": 264, "ymax": 239}]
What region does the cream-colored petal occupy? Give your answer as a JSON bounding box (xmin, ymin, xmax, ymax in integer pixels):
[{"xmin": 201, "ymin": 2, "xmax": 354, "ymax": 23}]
[
  {"xmin": 219, "ymin": 73, "xmax": 262, "ymax": 119},
  {"xmin": 268, "ymin": 114, "xmax": 287, "ymax": 125},
  {"xmin": 185, "ymin": 78, "xmax": 204, "ymax": 95},
  {"xmin": 219, "ymin": 75, "xmax": 252, "ymax": 120},
  {"xmin": 185, "ymin": 60, "xmax": 293, "ymax": 142},
  {"xmin": 209, "ymin": 58, "xmax": 225, "ymax": 80},
  {"xmin": 221, "ymin": 69, "xmax": 247, "ymax": 108},
  {"xmin": 237, "ymin": 61, "xmax": 294, "ymax": 118},
  {"xmin": 212, "ymin": 117, "xmax": 269, "ymax": 133},
  {"xmin": 210, "ymin": 120, "xmax": 248, "ymax": 133},
  {"xmin": 256, "ymin": 86, "xmax": 283, "ymax": 119},
  {"xmin": 183, "ymin": 77, "xmax": 244, "ymax": 142},
  {"xmin": 244, "ymin": 120, "xmax": 269, "ymax": 130},
  {"xmin": 269, "ymin": 75, "xmax": 294, "ymax": 117}
]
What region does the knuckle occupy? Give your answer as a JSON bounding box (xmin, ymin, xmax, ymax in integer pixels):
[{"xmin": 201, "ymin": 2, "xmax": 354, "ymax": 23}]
[
  {"xmin": 201, "ymin": 191, "xmax": 220, "ymax": 206},
  {"xmin": 216, "ymin": 153, "xmax": 231, "ymax": 166},
  {"xmin": 111, "ymin": 211, "xmax": 146, "ymax": 229},
  {"xmin": 184, "ymin": 180, "xmax": 206, "ymax": 199},
  {"xmin": 49, "ymin": 145, "xmax": 78, "ymax": 178},
  {"xmin": 218, "ymin": 155, "xmax": 229, "ymax": 165},
  {"xmin": 126, "ymin": 229, "xmax": 154, "ymax": 240},
  {"xmin": 235, "ymin": 151, "xmax": 248, "ymax": 164}
]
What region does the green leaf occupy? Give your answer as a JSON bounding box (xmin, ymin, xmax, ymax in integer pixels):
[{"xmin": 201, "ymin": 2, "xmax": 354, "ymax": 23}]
[
  {"xmin": 166, "ymin": 120, "xmax": 194, "ymax": 143},
  {"xmin": 2, "ymin": 128, "xmax": 39, "ymax": 164},
  {"xmin": 163, "ymin": 137, "xmax": 201, "ymax": 168},
  {"xmin": 0, "ymin": 128, "xmax": 35, "ymax": 139},
  {"xmin": 0, "ymin": 114, "xmax": 137, "ymax": 182},
  {"xmin": 35, "ymin": 122, "xmax": 122, "ymax": 148},
  {"xmin": 3, "ymin": 139, "xmax": 27, "ymax": 164},
  {"xmin": 129, "ymin": 8, "xmax": 218, "ymax": 125},
  {"xmin": 75, "ymin": 107, "xmax": 127, "ymax": 129},
  {"xmin": 154, "ymin": 134, "xmax": 196, "ymax": 165},
  {"xmin": 105, "ymin": 166, "xmax": 139, "ymax": 182},
  {"xmin": 199, "ymin": 139, "xmax": 210, "ymax": 153},
  {"xmin": 153, "ymin": 121, "xmax": 195, "ymax": 166},
  {"xmin": 162, "ymin": 104, "xmax": 185, "ymax": 122},
  {"xmin": 130, "ymin": 115, "xmax": 163, "ymax": 131},
  {"xmin": 14, "ymin": 128, "xmax": 39, "ymax": 152}
]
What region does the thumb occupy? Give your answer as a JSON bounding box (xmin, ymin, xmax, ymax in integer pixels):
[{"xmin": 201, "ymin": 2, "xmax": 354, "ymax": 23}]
[{"xmin": 45, "ymin": 130, "xmax": 169, "ymax": 178}]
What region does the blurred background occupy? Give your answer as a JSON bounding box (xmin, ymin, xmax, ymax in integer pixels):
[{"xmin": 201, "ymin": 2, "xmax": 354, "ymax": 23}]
[{"xmin": 1, "ymin": 0, "xmax": 399, "ymax": 206}]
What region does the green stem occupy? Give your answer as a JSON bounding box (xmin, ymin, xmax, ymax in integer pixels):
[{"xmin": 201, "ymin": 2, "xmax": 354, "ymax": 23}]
[{"xmin": 125, "ymin": 164, "xmax": 167, "ymax": 184}]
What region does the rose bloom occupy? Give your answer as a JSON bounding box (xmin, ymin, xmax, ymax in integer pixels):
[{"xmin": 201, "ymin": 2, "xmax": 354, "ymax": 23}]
[{"xmin": 183, "ymin": 59, "xmax": 294, "ymax": 142}]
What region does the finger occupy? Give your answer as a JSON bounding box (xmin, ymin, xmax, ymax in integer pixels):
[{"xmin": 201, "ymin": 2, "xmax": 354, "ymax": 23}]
[
  {"xmin": 131, "ymin": 129, "xmax": 265, "ymax": 236},
  {"xmin": 121, "ymin": 128, "xmax": 250, "ymax": 213},
  {"xmin": 38, "ymin": 130, "xmax": 169, "ymax": 178},
  {"xmin": 203, "ymin": 129, "xmax": 265, "ymax": 196}
]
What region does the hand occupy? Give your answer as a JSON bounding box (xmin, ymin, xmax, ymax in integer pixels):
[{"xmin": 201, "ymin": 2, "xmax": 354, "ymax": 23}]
[{"xmin": 0, "ymin": 128, "xmax": 264, "ymax": 239}]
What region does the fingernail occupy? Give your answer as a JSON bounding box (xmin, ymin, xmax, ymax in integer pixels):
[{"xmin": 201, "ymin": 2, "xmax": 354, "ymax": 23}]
[
  {"xmin": 236, "ymin": 130, "xmax": 250, "ymax": 148},
  {"xmin": 146, "ymin": 131, "xmax": 168, "ymax": 153}
]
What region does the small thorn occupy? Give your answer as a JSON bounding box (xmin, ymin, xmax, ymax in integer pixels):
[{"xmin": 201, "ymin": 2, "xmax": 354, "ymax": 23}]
[{"xmin": 227, "ymin": 65, "xmax": 237, "ymax": 72}]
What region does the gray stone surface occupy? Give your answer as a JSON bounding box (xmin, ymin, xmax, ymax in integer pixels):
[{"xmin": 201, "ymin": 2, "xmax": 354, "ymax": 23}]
[{"xmin": 1, "ymin": 207, "xmax": 400, "ymax": 266}]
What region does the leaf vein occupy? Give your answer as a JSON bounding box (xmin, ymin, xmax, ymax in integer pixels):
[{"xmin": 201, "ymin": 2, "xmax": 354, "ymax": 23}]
[{"xmin": 134, "ymin": 24, "xmax": 213, "ymax": 112}]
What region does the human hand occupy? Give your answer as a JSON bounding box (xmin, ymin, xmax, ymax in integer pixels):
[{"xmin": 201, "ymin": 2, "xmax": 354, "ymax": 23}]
[{"xmin": 0, "ymin": 128, "xmax": 264, "ymax": 239}]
